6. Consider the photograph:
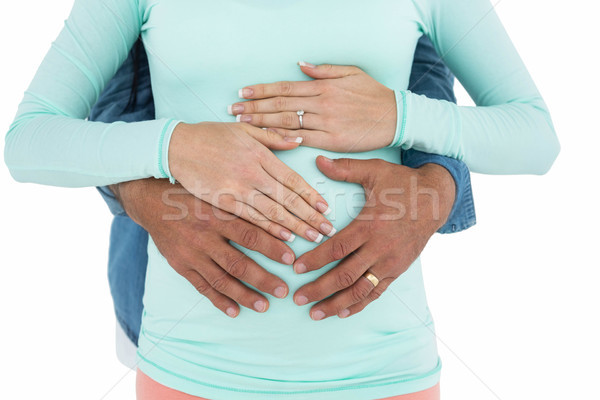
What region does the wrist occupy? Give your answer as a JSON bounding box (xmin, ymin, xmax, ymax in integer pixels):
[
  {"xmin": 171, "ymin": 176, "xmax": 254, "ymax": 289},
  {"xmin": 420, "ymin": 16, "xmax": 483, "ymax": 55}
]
[
  {"xmin": 167, "ymin": 122, "xmax": 196, "ymax": 184},
  {"xmin": 108, "ymin": 183, "xmax": 120, "ymax": 200},
  {"xmin": 114, "ymin": 179, "xmax": 153, "ymax": 224},
  {"xmin": 416, "ymin": 163, "xmax": 456, "ymax": 229}
]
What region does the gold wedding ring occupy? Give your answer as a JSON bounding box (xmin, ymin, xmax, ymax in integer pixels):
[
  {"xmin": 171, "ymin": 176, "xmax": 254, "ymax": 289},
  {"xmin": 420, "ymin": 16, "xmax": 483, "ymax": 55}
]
[{"xmin": 363, "ymin": 271, "xmax": 379, "ymax": 288}]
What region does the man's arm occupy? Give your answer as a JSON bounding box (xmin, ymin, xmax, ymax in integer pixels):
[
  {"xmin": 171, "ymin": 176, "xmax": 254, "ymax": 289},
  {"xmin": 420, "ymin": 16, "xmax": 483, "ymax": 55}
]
[
  {"xmin": 402, "ymin": 34, "xmax": 476, "ymax": 233},
  {"xmin": 93, "ymin": 38, "xmax": 156, "ymax": 217},
  {"xmin": 91, "ymin": 40, "xmax": 298, "ymax": 322}
]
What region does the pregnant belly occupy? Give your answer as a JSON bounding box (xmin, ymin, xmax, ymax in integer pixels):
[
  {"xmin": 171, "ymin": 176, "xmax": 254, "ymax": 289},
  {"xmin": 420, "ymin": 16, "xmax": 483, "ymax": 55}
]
[{"xmin": 141, "ymin": 145, "xmax": 438, "ymax": 381}]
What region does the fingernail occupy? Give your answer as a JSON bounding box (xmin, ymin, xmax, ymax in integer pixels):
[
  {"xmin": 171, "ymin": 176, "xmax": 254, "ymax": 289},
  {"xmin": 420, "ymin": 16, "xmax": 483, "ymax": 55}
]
[
  {"xmin": 284, "ymin": 137, "xmax": 303, "ymax": 143},
  {"xmin": 282, "ymin": 252, "xmax": 294, "ymax": 265},
  {"xmin": 322, "ymin": 156, "xmax": 333, "ymax": 163},
  {"xmin": 298, "ymin": 61, "xmax": 316, "ymax": 68},
  {"xmin": 294, "ymin": 262, "xmax": 307, "ymax": 274},
  {"xmin": 239, "ymin": 115, "xmax": 252, "ymax": 122},
  {"xmin": 236, "ymin": 114, "xmax": 241, "ymax": 122},
  {"xmin": 274, "ymin": 286, "xmax": 287, "ymax": 299},
  {"xmin": 320, "ymin": 223, "xmax": 336, "ymax": 237},
  {"xmin": 254, "ymin": 300, "xmax": 267, "ymax": 312},
  {"xmin": 339, "ymin": 309, "xmax": 350, "ymax": 318},
  {"xmin": 295, "ymin": 295, "xmax": 308, "ymax": 306},
  {"xmin": 226, "ymin": 307, "xmax": 237, "ymax": 318},
  {"xmin": 311, "ymin": 310, "xmax": 325, "ymax": 320},
  {"xmin": 316, "ymin": 202, "xmax": 331, "ymax": 215},
  {"xmin": 306, "ymin": 229, "xmax": 323, "ymax": 243},
  {"xmin": 229, "ymin": 104, "xmax": 244, "ymax": 114},
  {"xmin": 239, "ymin": 88, "xmax": 254, "ymax": 98},
  {"xmin": 280, "ymin": 231, "xmax": 295, "ymax": 242}
]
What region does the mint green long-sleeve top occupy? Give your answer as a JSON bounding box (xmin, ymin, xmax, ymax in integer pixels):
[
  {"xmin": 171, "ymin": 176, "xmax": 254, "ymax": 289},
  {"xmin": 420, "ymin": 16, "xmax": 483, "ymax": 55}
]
[{"xmin": 4, "ymin": 0, "xmax": 559, "ymax": 399}]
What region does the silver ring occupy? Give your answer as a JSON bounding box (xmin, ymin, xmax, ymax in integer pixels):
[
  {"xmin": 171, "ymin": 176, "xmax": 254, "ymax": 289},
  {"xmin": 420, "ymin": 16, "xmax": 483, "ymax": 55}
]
[{"xmin": 297, "ymin": 110, "xmax": 304, "ymax": 128}]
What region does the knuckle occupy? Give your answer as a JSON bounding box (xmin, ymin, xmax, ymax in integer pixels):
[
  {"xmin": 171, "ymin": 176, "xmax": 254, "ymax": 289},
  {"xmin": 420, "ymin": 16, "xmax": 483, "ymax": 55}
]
[
  {"xmin": 282, "ymin": 191, "xmax": 301, "ymax": 209},
  {"xmin": 278, "ymin": 81, "xmax": 293, "ymax": 96},
  {"xmin": 335, "ymin": 269, "xmax": 357, "ymax": 290},
  {"xmin": 305, "ymin": 211, "xmax": 320, "ymax": 225},
  {"xmin": 263, "ymin": 220, "xmax": 275, "ymax": 235},
  {"xmin": 284, "ymin": 171, "xmax": 302, "ymax": 188},
  {"xmin": 246, "ymin": 208, "xmax": 261, "ymax": 225},
  {"xmin": 370, "ymin": 286, "xmax": 385, "ymax": 301},
  {"xmin": 281, "ymin": 112, "xmax": 295, "ymax": 128},
  {"xmin": 254, "ymin": 149, "xmax": 269, "ymax": 165},
  {"xmin": 340, "ymin": 158, "xmax": 352, "ymax": 170},
  {"xmin": 240, "ymin": 228, "xmax": 260, "ymax": 250},
  {"xmin": 266, "ymin": 203, "xmax": 285, "ymax": 222},
  {"xmin": 274, "ymin": 96, "xmax": 287, "ymax": 111},
  {"xmin": 211, "ymin": 274, "xmax": 230, "ymax": 292},
  {"xmin": 169, "ymin": 258, "xmax": 188, "ymax": 273},
  {"xmin": 350, "ymin": 282, "xmax": 372, "ymax": 303},
  {"xmin": 330, "ymin": 240, "xmax": 350, "ymax": 261},
  {"xmin": 227, "ymin": 257, "xmax": 249, "ymax": 278},
  {"xmin": 194, "ymin": 280, "xmax": 211, "ymax": 294},
  {"xmin": 246, "ymin": 101, "xmax": 257, "ymax": 113},
  {"xmin": 293, "ymin": 218, "xmax": 304, "ymax": 233},
  {"xmin": 191, "ymin": 236, "xmax": 209, "ymax": 252}
]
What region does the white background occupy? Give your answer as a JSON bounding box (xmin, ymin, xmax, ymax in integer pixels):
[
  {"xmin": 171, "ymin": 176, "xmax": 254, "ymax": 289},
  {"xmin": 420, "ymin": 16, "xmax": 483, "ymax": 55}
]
[{"xmin": 0, "ymin": 0, "xmax": 598, "ymax": 399}]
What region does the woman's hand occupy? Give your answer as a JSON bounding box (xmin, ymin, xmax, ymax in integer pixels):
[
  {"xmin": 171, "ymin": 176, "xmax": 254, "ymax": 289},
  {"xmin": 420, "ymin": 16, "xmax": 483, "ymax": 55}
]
[
  {"xmin": 229, "ymin": 63, "xmax": 398, "ymax": 152},
  {"xmin": 168, "ymin": 122, "xmax": 334, "ymax": 243}
]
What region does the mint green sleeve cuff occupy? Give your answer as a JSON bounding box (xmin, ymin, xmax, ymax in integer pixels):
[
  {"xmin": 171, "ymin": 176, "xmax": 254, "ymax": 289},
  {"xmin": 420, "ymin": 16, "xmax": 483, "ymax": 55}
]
[
  {"xmin": 158, "ymin": 119, "xmax": 183, "ymax": 184},
  {"xmin": 404, "ymin": 0, "xmax": 560, "ymax": 175},
  {"xmin": 4, "ymin": 116, "xmax": 184, "ymax": 187},
  {"xmin": 386, "ymin": 89, "xmax": 409, "ymax": 148},
  {"xmin": 386, "ymin": 88, "xmax": 559, "ymax": 175},
  {"xmin": 2, "ymin": 0, "xmax": 187, "ymax": 188}
]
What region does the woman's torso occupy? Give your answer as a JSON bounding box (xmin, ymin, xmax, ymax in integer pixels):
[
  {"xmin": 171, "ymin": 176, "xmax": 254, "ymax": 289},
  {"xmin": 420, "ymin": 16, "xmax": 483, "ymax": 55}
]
[{"xmin": 137, "ymin": 1, "xmax": 441, "ymax": 399}]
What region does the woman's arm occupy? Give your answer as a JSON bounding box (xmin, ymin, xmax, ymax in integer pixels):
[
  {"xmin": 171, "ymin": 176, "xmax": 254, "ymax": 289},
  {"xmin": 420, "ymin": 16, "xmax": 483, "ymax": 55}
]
[
  {"xmin": 3, "ymin": 0, "xmax": 334, "ymax": 242},
  {"xmin": 404, "ymin": 34, "xmax": 476, "ymax": 234},
  {"xmin": 3, "ymin": 0, "xmax": 178, "ymax": 186},
  {"xmin": 389, "ymin": 0, "xmax": 560, "ymax": 174}
]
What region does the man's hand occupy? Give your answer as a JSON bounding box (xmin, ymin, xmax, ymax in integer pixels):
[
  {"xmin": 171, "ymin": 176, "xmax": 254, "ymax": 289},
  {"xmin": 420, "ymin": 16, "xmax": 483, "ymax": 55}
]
[
  {"xmin": 291, "ymin": 156, "xmax": 456, "ymax": 320},
  {"xmin": 109, "ymin": 178, "xmax": 296, "ymax": 318}
]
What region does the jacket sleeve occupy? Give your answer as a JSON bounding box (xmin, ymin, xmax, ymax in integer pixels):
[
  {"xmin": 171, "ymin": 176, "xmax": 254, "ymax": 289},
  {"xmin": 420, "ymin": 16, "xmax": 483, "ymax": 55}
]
[{"xmin": 404, "ymin": 35, "xmax": 476, "ymax": 233}]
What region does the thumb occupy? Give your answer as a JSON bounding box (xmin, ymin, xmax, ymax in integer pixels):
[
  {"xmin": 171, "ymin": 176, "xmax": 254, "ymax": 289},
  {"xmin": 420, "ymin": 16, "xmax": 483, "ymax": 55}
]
[
  {"xmin": 243, "ymin": 125, "xmax": 303, "ymax": 151},
  {"xmin": 297, "ymin": 62, "xmax": 361, "ymax": 79},
  {"xmin": 316, "ymin": 156, "xmax": 378, "ymax": 186}
]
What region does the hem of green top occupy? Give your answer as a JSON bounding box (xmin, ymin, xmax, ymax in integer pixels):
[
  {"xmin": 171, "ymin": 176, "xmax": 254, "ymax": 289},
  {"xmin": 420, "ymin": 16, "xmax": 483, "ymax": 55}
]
[{"xmin": 135, "ymin": 350, "xmax": 442, "ymax": 399}]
